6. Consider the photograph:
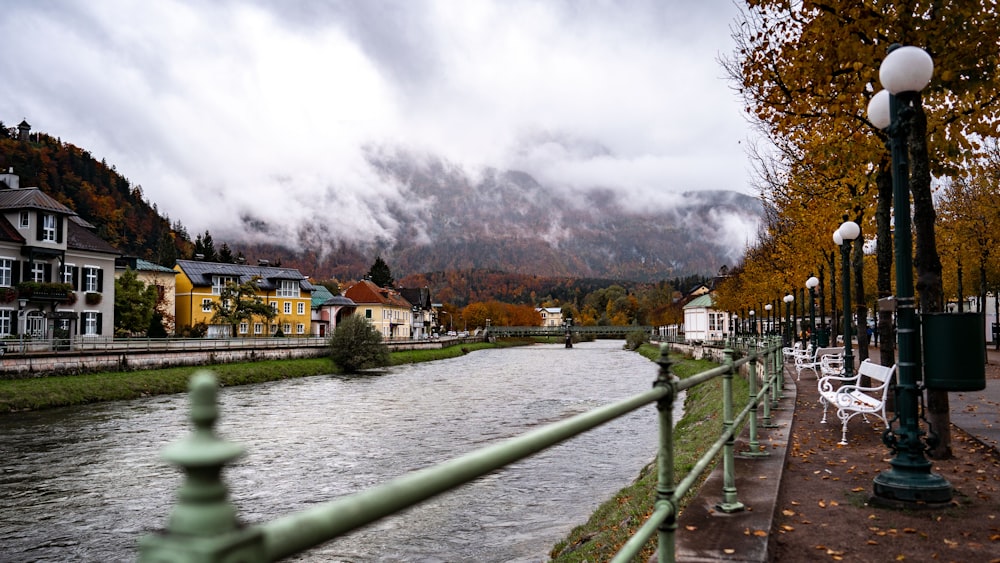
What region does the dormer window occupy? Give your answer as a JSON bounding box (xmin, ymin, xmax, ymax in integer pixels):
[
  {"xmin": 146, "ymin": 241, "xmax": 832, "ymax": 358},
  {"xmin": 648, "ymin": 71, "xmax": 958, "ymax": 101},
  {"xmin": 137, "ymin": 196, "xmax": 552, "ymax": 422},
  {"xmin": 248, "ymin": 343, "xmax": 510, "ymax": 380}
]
[
  {"xmin": 40, "ymin": 213, "xmax": 57, "ymax": 242},
  {"xmin": 18, "ymin": 212, "xmax": 28, "ymax": 229}
]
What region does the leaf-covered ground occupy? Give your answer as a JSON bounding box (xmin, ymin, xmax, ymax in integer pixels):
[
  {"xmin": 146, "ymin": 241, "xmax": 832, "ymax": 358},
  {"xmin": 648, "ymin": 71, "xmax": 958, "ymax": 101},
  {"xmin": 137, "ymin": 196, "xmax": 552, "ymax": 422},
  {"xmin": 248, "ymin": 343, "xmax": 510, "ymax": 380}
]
[{"xmin": 772, "ymin": 359, "xmax": 1000, "ymax": 562}]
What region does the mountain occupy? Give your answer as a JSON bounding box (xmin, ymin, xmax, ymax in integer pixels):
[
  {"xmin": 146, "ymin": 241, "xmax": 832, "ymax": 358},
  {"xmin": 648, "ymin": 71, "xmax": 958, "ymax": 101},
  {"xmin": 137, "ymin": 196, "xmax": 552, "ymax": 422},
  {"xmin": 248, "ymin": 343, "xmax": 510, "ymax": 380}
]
[
  {"xmin": 241, "ymin": 150, "xmax": 763, "ymax": 283},
  {"xmin": 1, "ymin": 123, "xmax": 761, "ymax": 286}
]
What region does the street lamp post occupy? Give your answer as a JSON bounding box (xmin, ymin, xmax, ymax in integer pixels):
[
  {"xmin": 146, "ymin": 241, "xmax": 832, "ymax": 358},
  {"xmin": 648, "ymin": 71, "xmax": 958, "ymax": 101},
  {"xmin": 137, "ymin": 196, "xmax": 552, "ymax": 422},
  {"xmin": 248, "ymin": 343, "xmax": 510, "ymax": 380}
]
[
  {"xmin": 867, "ymin": 44, "xmax": 951, "ymax": 504},
  {"xmin": 783, "ymin": 294, "xmax": 794, "ymax": 347},
  {"xmin": 834, "ymin": 221, "xmax": 860, "ymax": 380},
  {"xmin": 806, "ymin": 275, "xmax": 819, "ymax": 348},
  {"xmin": 749, "ymin": 309, "xmax": 756, "ymax": 337},
  {"xmin": 764, "ymin": 303, "xmax": 773, "ymax": 335}
]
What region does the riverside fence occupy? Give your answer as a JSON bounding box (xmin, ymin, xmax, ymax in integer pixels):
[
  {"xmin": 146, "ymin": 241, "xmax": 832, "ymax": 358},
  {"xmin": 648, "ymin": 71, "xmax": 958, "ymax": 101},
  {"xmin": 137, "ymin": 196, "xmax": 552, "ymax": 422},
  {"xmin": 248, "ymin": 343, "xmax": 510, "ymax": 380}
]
[{"xmin": 139, "ymin": 337, "xmax": 785, "ymax": 563}]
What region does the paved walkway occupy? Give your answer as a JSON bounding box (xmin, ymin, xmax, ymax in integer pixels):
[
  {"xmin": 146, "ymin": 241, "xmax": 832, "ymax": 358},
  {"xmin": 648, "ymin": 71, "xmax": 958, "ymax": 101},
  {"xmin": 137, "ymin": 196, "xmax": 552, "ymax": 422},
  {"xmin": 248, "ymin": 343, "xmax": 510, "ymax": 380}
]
[{"xmin": 671, "ymin": 345, "xmax": 1000, "ymax": 562}]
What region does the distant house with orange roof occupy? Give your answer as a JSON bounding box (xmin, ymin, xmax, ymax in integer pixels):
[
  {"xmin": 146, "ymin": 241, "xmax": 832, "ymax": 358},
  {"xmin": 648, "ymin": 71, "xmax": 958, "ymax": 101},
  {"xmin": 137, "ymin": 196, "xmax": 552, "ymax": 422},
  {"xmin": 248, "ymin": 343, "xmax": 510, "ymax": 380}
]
[{"xmin": 344, "ymin": 279, "xmax": 414, "ymax": 339}]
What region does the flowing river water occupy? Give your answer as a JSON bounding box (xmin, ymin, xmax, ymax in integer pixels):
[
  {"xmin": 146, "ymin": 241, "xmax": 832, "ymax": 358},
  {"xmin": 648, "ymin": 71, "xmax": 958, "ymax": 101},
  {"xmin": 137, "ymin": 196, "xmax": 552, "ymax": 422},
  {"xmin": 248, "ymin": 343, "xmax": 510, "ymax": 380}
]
[{"xmin": 0, "ymin": 340, "xmax": 671, "ymax": 562}]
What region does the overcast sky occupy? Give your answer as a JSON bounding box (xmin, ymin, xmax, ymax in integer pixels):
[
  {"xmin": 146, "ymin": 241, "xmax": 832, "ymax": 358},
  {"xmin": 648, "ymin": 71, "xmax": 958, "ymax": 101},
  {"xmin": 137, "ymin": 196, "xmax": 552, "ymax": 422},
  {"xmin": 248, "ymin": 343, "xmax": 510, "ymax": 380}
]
[{"xmin": 0, "ymin": 0, "xmax": 758, "ymax": 247}]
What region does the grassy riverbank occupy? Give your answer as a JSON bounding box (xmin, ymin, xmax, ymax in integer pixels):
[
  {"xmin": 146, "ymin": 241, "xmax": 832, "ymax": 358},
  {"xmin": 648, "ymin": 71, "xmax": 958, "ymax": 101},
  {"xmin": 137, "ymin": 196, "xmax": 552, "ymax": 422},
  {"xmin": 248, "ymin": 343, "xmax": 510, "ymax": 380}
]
[
  {"xmin": 550, "ymin": 343, "xmax": 749, "ymax": 562},
  {"xmin": 0, "ymin": 338, "xmax": 536, "ymax": 413}
]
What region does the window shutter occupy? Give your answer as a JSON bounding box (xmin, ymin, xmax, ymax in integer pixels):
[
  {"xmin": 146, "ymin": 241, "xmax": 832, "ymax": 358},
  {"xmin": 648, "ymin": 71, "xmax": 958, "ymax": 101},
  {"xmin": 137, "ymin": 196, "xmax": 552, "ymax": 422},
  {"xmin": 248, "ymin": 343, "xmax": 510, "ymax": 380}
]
[
  {"xmin": 73, "ymin": 267, "xmax": 80, "ymax": 290},
  {"xmin": 96, "ymin": 313, "xmax": 103, "ymax": 335},
  {"xmin": 11, "ymin": 262, "xmax": 20, "ymax": 285},
  {"xmin": 43, "ymin": 263, "xmax": 52, "ymax": 282},
  {"xmin": 11, "ymin": 312, "xmax": 18, "ymax": 335},
  {"xmin": 36, "ymin": 212, "xmax": 43, "ymax": 239},
  {"xmin": 97, "ymin": 269, "xmax": 104, "ymax": 292},
  {"xmin": 56, "ymin": 217, "xmax": 63, "ymax": 243}
]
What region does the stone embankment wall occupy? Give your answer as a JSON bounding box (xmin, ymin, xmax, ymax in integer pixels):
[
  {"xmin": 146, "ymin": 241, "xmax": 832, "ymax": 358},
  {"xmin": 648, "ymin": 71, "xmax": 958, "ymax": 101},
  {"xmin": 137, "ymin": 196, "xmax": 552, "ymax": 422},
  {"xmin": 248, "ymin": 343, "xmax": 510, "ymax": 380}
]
[{"xmin": 0, "ymin": 337, "xmax": 483, "ymax": 378}]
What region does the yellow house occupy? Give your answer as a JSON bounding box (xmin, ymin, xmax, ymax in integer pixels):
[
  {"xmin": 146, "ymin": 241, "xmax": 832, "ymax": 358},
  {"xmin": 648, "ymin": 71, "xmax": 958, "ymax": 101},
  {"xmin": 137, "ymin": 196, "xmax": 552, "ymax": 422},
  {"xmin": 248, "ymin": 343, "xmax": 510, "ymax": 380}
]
[
  {"xmin": 174, "ymin": 259, "xmax": 313, "ymax": 338},
  {"xmin": 343, "ymin": 279, "xmax": 414, "ymax": 339}
]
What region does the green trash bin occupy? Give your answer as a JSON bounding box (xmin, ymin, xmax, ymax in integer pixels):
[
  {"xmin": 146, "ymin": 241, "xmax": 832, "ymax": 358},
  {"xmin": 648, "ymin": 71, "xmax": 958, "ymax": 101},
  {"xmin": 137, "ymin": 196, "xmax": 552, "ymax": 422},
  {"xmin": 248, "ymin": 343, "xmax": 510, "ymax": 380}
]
[
  {"xmin": 921, "ymin": 312, "xmax": 986, "ymax": 392},
  {"xmin": 816, "ymin": 327, "xmax": 830, "ymax": 347}
]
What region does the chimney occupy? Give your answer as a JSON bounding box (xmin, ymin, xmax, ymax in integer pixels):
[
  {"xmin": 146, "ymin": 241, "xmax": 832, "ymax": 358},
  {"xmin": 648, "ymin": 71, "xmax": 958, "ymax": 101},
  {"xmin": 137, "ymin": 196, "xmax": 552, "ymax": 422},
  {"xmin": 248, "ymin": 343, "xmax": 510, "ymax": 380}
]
[
  {"xmin": 258, "ymin": 259, "xmax": 269, "ymax": 267},
  {"xmin": 0, "ymin": 167, "xmax": 19, "ymax": 190},
  {"xmin": 194, "ymin": 253, "xmax": 205, "ymax": 261}
]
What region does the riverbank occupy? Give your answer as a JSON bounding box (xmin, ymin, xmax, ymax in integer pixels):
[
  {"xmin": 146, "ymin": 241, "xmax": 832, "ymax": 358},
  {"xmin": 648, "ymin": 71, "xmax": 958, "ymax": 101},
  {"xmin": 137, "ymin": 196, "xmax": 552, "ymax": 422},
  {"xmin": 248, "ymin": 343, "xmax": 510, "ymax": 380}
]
[
  {"xmin": 550, "ymin": 343, "xmax": 747, "ymax": 562},
  {"xmin": 0, "ymin": 338, "xmax": 536, "ymax": 413}
]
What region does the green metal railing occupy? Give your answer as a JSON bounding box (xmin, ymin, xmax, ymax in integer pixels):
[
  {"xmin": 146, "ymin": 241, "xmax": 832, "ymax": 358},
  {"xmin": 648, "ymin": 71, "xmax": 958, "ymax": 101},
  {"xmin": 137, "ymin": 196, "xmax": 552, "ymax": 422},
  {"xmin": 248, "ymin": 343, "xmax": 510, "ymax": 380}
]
[{"xmin": 140, "ymin": 337, "xmax": 784, "ymax": 562}]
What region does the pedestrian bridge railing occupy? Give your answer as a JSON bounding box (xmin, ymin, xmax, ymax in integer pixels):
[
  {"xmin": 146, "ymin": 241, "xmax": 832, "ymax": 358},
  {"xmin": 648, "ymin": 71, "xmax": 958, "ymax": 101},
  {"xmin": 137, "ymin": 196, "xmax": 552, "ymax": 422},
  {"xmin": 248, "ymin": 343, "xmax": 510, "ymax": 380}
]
[{"xmin": 140, "ymin": 337, "xmax": 785, "ymax": 562}]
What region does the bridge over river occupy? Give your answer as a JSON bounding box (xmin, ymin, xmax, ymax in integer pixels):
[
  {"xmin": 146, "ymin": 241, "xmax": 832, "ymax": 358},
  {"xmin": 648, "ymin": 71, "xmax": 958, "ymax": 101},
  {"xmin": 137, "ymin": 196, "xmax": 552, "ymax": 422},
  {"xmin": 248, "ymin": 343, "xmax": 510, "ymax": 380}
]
[{"xmin": 488, "ymin": 325, "xmax": 655, "ymax": 338}]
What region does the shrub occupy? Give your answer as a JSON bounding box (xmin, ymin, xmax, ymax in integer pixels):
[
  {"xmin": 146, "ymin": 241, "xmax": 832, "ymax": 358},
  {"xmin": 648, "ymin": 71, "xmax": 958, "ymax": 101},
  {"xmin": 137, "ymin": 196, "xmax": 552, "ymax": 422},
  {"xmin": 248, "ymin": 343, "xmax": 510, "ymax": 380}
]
[
  {"xmin": 625, "ymin": 329, "xmax": 649, "ymax": 351},
  {"xmin": 329, "ymin": 315, "xmax": 390, "ymax": 372}
]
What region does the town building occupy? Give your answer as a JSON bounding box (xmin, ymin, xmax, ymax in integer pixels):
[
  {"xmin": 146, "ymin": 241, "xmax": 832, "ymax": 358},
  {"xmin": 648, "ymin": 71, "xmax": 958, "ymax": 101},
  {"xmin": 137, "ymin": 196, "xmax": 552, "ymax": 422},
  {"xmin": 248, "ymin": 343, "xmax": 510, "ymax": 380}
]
[
  {"xmin": 399, "ymin": 286, "xmax": 433, "ymax": 339},
  {"xmin": 682, "ymin": 293, "xmax": 730, "ymax": 343},
  {"xmin": 0, "ymin": 168, "xmax": 118, "ymax": 339},
  {"xmin": 310, "ymin": 284, "xmax": 356, "ymax": 337},
  {"xmin": 174, "ymin": 259, "xmax": 313, "ymax": 338},
  {"xmin": 536, "ymin": 307, "xmax": 564, "ymax": 327},
  {"xmin": 343, "ymin": 279, "xmax": 414, "ymax": 339}
]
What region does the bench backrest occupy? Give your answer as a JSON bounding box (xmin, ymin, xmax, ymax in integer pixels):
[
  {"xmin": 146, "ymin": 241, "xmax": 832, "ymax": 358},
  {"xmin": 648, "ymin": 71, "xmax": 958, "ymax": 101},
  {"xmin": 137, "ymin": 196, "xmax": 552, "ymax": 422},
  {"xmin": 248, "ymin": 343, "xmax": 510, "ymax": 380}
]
[
  {"xmin": 857, "ymin": 359, "xmax": 896, "ymax": 385},
  {"xmin": 813, "ymin": 346, "xmax": 842, "ymax": 361}
]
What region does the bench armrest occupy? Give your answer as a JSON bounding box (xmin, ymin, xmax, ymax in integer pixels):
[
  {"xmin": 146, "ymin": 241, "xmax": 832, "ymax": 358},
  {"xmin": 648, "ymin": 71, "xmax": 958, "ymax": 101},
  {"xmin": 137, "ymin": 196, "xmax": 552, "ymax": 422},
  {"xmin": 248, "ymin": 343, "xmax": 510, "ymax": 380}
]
[{"xmin": 818, "ymin": 373, "xmax": 861, "ymax": 393}]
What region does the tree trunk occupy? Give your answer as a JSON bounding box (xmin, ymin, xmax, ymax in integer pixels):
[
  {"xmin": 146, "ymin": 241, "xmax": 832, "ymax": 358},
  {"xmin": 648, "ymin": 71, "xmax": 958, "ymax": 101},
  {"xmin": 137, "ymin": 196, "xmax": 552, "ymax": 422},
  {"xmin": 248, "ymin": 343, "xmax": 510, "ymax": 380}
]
[{"xmin": 909, "ymin": 103, "xmax": 952, "ymax": 460}]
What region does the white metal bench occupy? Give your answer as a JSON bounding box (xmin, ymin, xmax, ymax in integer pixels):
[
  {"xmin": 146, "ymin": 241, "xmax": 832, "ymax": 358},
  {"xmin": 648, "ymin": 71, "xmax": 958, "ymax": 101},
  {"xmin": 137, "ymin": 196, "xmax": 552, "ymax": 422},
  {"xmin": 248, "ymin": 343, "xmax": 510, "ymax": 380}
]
[
  {"xmin": 795, "ymin": 346, "xmax": 842, "ymax": 380},
  {"xmin": 818, "ymin": 359, "xmax": 896, "ymax": 445}
]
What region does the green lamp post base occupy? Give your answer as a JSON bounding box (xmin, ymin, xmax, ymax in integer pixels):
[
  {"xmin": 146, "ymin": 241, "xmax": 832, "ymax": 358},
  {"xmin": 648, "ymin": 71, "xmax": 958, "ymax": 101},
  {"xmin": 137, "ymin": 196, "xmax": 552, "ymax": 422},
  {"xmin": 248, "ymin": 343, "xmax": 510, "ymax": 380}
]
[{"xmin": 871, "ymin": 467, "xmax": 952, "ymax": 508}]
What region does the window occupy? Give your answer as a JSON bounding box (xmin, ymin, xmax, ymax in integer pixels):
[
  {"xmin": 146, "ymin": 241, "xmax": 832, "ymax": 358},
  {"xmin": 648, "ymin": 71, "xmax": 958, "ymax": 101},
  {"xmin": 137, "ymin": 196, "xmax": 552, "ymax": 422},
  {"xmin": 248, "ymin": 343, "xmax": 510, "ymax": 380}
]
[
  {"xmin": 0, "ymin": 310, "xmax": 12, "ymax": 336},
  {"xmin": 365, "ymin": 309, "xmax": 372, "ymax": 319},
  {"xmin": 27, "ymin": 313, "xmax": 44, "ymax": 338},
  {"xmin": 82, "ymin": 311, "xmax": 100, "ymax": 336},
  {"xmin": 83, "ymin": 267, "xmax": 100, "ymax": 292},
  {"xmin": 0, "ymin": 259, "xmax": 11, "ymax": 287},
  {"xmin": 277, "ymin": 280, "xmax": 299, "ymax": 298},
  {"xmin": 18, "ymin": 212, "xmax": 28, "ymax": 229},
  {"xmin": 709, "ymin": 313, "xmax": 723, "ymax": 332},
  {"xmin": 296, "ymin": 323, "xmax": 304, "ymax": 334},
  {"xmin": 61, "ymin": 264, "xmax": 75, "ymax": 285},
  {"xmin": 31, "ymin": 262, "xmax": 45, "ymax": 282},
  {"xmin": 42, "ymin": 214, "xmax": 57, "ymax": 241},
  {"xmin": 283, "ymin": 323, "xmax": 291, "ymax": 334},
  {"xmin": 270, "ymin": 301, "xmax": 278, "ymax": 312},
  {"xmin": 212, "ymin": 275, "xmax": 236, "ymax": 295},
  {"xmin": 239, "ymin": 322, "xmax": 248, "ymax": 334},
  {"xmin": 297, "ymin": 302, "xmax": 305, "ymax": 315},
  {"xmin": 283, "ymin": 302, "xmax": 291, "ymax": 314},
  {"xmin": 254, "ymin": 323, "xmax": 263, "ymax": 335},
  {"xmin": 202, "ymin": 298, "xmax": 213, "ymax": 313}
]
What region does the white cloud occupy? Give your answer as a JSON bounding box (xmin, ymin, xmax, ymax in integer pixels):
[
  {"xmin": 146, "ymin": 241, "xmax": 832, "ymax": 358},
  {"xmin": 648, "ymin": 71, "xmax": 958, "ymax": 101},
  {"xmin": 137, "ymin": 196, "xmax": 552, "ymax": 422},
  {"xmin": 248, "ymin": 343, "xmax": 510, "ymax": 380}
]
[{"xmin": 0, "ymin": 0, "xmax": 757, "ymax": 245}]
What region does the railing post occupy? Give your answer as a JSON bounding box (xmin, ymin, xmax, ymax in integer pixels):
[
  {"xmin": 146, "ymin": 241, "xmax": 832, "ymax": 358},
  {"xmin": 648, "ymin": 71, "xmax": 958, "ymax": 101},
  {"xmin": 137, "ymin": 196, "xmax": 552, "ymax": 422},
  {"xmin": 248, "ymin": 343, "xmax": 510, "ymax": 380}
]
[
  {"xmin": 654, "ymin": 344, "xmax": 679, "ymax": 563},
  {"xmin": 762, "ymin": 342, "xmax": 779, "ymax": 428},
  {"xmin": 742, "ymin": 356, "xmax": 769, "ymax": 457},
  {"xmin": 140, "ymin": 371, "xmax": 266, "ymax": 562},
  {"xmin": 716, "ymin": 349, "xmax": 745, "ymax": 513}
]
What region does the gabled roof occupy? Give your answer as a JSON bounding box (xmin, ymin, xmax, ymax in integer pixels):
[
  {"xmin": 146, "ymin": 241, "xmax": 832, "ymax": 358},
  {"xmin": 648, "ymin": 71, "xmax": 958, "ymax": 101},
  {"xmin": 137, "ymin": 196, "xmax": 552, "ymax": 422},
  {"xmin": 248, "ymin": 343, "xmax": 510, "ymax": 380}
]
[
  {"xmin": 0, "ymin": 187, "xmax": 75, "ymax": 215},
  {"xmin": 344, "ymin": 279, "xmax": 412, "ymax": 309},
  {"xmin": 175, "ymin": 259, "xmax": 314, "ymax": 292},
  {"xmin": 399, "ymin": 287, "xmax": 432, "ymax": 309}
]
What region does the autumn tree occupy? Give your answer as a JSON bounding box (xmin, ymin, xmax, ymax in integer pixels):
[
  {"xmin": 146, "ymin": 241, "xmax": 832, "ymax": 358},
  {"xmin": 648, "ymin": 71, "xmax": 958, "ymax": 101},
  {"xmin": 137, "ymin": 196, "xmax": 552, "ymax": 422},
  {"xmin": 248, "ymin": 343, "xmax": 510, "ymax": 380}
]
[{"xmin": 726, "ymin": 0, "xmax": 1000, "ymax": 458}]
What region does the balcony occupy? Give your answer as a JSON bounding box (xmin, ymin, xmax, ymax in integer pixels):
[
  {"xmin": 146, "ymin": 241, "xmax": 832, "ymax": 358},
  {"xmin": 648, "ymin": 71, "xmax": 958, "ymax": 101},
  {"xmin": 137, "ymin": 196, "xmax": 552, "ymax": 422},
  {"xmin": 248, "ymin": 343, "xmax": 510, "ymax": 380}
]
[{"xmin": 14, "ymin": 282, "xmax": 77, "ymax": 304}]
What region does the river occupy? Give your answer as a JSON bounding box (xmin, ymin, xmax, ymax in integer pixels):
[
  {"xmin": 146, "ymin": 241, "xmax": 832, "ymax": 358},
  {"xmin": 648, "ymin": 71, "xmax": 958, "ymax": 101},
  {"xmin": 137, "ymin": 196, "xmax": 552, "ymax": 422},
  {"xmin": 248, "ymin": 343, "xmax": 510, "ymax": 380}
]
[{"xmin": 0, "ymin": 340, "xmax": 666, "ymax": 562}]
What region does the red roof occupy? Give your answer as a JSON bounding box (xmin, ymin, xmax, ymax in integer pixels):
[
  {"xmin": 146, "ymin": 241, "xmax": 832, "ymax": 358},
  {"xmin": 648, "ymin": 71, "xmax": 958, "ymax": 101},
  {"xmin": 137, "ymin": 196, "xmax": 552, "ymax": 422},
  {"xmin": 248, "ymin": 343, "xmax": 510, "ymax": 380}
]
[{"xmin": 344, "ymin": 280, "xmax": 412, "ymax": 308}]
